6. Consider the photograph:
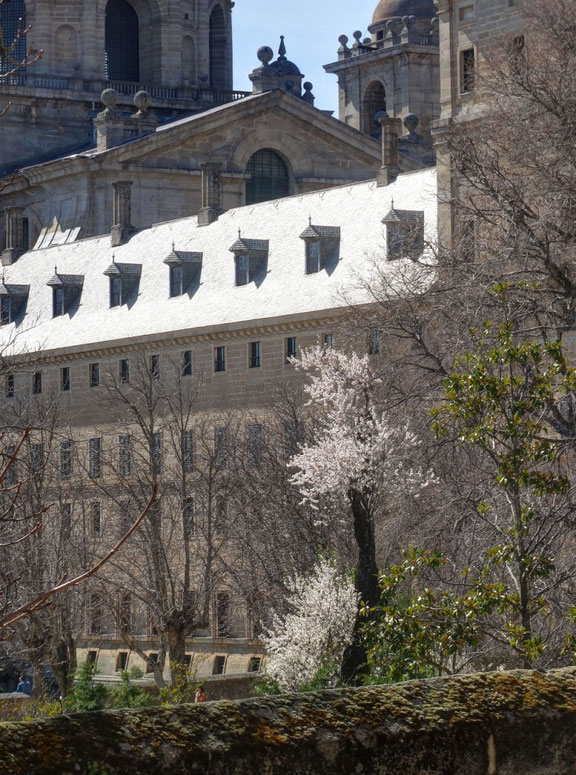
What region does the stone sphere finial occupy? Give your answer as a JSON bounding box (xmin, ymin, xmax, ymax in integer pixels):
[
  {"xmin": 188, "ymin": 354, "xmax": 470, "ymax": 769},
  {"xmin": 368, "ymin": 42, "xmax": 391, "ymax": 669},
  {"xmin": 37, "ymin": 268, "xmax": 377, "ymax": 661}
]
[
  {"xmin": 134, "ymin": 90, "xmax": 151, "ymax": 112},
  {"xmin": 101, "ymin": 88, "xmax": 119, "ymax": 109},
  {"xmin": 257, "ymin": 45, "xmax": 274, "ymax": 66},
  {"xmin": 338, "ymin": 34, "xmax": 349, "ymax": 46},
  {"xmin": 353, "ymin": 30, "xmax": 363, "ymax": 42},
  {"xmin": 404, "ymin": 113, "xmax": 420, "ymax": 132}
]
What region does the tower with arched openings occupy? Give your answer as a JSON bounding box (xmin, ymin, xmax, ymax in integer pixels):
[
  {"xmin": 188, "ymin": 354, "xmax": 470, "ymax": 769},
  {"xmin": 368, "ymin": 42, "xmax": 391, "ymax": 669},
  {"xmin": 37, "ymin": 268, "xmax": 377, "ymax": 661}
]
[
  {"xmin": 324, "ymin": 0, "xmax": 440, "ymax": 142},
  {"xmin": 0, "ymin": 0, "xmax": 236, "ymax": 174}
]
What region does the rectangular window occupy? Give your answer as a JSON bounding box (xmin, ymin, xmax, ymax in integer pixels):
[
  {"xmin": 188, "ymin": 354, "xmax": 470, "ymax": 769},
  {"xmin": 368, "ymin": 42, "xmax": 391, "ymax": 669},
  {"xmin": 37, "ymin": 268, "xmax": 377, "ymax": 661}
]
[
  {"xmin": 118, "ymin": 593, "xmax": 132, "ymax": 634},
  {"xmin": 183, "ymin": 496, "xmax": 195, "ymax": 539},
  {"xmin": 248, "ymin": 657, "xmax": 262, "ymax": 673},
  {"xmin": 90, "ymin": 501, "xmax": 101, "ymax": 537},
  {"xmin": 249, "ymin": 341, "xmax": 261, "ymax": 369},
  {"xmin": 182, "ymin": 429, "xmax": 194, "ymax": 473},
  {"xmin": 216, "ymin": 592, "xmax": 230, "ymax": 638},
  {"xmin": 119, "ymin": 435, "xmax": 131, "ymax": 477},
  {"xmin": 53, "ymin": 287, "xmax": 65, "ymax": 318},
  {"xmin": 146, "ymin": 653, "xmax": 158, "ymax": 674},
  {"xmin": 62, "ymin": 502, "xmax": 72, "ymax": 534},
  {"xmin": 118, "ymin": 500, "xmax": 132, "ymax": 538},
  {"xmin": 213, "ymin": 655, "xmax": 227, "ymax": 675},
  {"xmin": 0, "ymin": 297, "xmax": 11, "ymax": 325},
  {"xmin": 61, "ymin": 366, "xmax": 71, "ymax": 392},
  {"xmin": 60, "ymin": 439, "xmax": 72, "ymax": 479},
  {"xmin": 86, "ymin": 650, "xmax": 98, "ymax": 665},
  {"xmin": 5, "ymin": 374, "xmax": 14, "ymax": 398},
  {"xmin": 235, "ymin": 254, "xmax": 249, "ymax": 286},
  {"xmin": 89, "ymin": 437, "xmax": 101, "ymax": 479},
  {"xmin": 306, "ymin": 240, "xmax": 322, "ymax": 274},
  {"xmin": 150, "ymin": 354, "xmax": 160, "ymax": 380},
  {"xmin": 214, "ymin": 346, "xmax": 226, "ymax": 373},
  {"xmin": 150, "ymin": 431, "xmax": 162, "ymax": 475},
  {"xmin": 182, "ymin": 350, "xmax": 192, "ymax": 377},
  {"xmin": 89, "ymin": 362, "xmax": 100, "ymax": 388},
  {"xmin": 461, "ymin": 48, "xmax": 475, "ymax": 93},
  {"xmin": 458, "ymin": 4, "xmax": 474, "ymax": 20},
  {"xmin": 115, "ymin": 652, "xmax": 129, "ymax": 672},
  {"xmin": 169, "ymin": 264, "xmax": 183, "ymax": 297},
  {"xmin": 110, "ymin": 276, "xmax": 123, "ymax": 308},
  {"xmin": 89, "ymin": 595, "xmax": 103, "ymax": 636},
  {"xmin": 214, "ymin": 426, "xmax": 228, "ymax": 470},
  {"xmin": 323, "ymin": 333, "xmax": 334, "ymax": 349},
  {"xmin": 119, "ymin": 359, "xmax": 130, "ymax": 384},
  {"xmin": 248, "ymin": 423, "xmax": 263, "ymax": 468},
  {"xmin": 5, "ymin": 445, "xmax": 16, "ymax": 486},
  {"xmin": 368, "ymin": 328, "xmax": 381, "ymax": 355},
  {"xmin": 32, "ymin": 371, "xmax": 42, "ymax": 395},
  {"xmin": 285, "ymin": 337, "xmax": 298, "ymax": 363},
  {"xmin": 214, "ymin": 495, "xmax": 227, "ymax": 534},
  {"xmin": 31, "ymin": 443, "xmax": 44, "ymax": 473}
]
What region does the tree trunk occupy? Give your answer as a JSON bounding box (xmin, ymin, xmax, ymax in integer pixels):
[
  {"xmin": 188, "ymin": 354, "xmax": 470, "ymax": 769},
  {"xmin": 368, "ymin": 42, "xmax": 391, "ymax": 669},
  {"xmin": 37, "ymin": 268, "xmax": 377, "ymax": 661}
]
[{"xmin": 341, "ymin": 488, "xmax": 379, "ymax": 685}]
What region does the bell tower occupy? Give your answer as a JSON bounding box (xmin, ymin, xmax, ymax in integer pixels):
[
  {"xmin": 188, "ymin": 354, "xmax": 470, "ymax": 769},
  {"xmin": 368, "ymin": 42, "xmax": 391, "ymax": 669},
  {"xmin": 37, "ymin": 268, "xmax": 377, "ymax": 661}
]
[
  {"xmin": 324, "ymin": 0, "xmax": 440, "ymax": 140},
  {"xmin": 0, "ymin": 0, "xmax": 238, "ymax": 175}
]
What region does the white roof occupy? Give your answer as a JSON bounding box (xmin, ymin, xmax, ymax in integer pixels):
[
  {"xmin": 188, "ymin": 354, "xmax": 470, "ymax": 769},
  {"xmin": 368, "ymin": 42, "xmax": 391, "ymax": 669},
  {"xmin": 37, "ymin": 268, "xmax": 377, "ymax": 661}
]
[{"xmin": 0, "ymin": 169, "xmax": 437, "ymax": 357}]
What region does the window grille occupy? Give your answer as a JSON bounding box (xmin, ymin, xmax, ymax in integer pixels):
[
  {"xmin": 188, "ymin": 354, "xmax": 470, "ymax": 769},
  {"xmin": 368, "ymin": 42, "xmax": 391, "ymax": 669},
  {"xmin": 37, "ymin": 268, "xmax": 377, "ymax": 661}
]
[
  {"xmin": 31, "ymin": 443, "xmax": 43, "ymax": 473},
  {"xmin": 0, "ymin": 0, "xmax": 26, "ymax": 73},
  {"xmin": 461, "ymin": 48, "xmax": 475, "ymax": 92},
  {"xmin": 215, "ymin": 593, "xmax": 230, "ymax": 638},
  {"xmin": 89, "ymin": 437, "xmax": 101, "ymax": 479},
  {"xmin": 214, "ymin": 426, "xmax": 228, "ymax": 469},
  {"xmin": 285, "ymin": 337, "xmax": 298, "ymax": 363},
  {"xmin": 119, "ymin": 435, "xmax": 131, "ymax": 476},
  {"xmin": 182, "ymin": 430, "xmax": 194, "ymax": 473},
  {"xmin": 249, "ymin": 341, "xmax": 261, "ymax": 369},
  {"xmin": 182, "ymin": 350, "xmax": 192, "ymax": 377},
  {"xmin": 5, "ymin": 445, "xmax": 15, "ymax": 486},
  {"xmin": 151, "ymin": 354, "xmax": 160, "ymax": 380},
  {"xmin": 91, "ymin": 502, "xmax": 101, "ymax": 536},
  {"xmin": 183, "ymin": 497, "xmax": 195, "ymax": 538},
  {"xmin": 90, "ymin": 363, "xmax": 100, "ymax": 388},
  {"xmin": 246, "ymin": 149, "xmax": 290, "ymax": 205},
  {"xmin": 104, "ymin": 0, "xmax": 139, "ymax": 82},
  {"xmin": 119, "ymin": 359, "xmax": 130, "ymax": 384},
  {"xmin": 60, "ymin": 439, "xmax": 73, "ymax": 479},
  {"xmin": 61, "ymin": 367, "xmax": 71, "ymax": 392},
  {"xmin": 214, "ymin": 346, "xmax": 226, "ymax": 372},
  {"xmin": 0, "ymin": 297, "xmax": 11, "ymax": 325},
  {"xmin": 32, "ymin": 371, "xmax": 42, "ymax": 395},
  {"xmin": 5, "ymin": 374, "xmax": 14, "ymax": 398}
]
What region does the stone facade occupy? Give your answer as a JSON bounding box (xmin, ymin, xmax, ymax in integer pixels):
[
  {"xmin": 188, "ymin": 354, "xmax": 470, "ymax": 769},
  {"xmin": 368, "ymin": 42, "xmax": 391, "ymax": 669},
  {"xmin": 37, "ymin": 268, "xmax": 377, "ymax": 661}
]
[
  {"xmin": 432, "ymin": 0, "xmax": 525, "ymax": 247},
  {"xmin": 0, "ymin": 0, "xmax": 237, "ymax": 173}
]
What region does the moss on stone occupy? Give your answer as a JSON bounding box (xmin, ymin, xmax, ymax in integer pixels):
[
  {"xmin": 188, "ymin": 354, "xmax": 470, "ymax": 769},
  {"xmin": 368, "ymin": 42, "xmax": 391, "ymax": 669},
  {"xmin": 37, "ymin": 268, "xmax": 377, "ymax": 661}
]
[{"xmin": 1, "ymin": 668, "xmax": 576, "ymax": 774}]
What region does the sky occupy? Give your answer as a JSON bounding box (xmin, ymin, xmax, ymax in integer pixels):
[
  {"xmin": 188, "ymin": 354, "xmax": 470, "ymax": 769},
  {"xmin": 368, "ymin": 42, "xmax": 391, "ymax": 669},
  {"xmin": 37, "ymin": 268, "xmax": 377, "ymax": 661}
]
[{"xmin": 232, "ymin": 0, "xmax": 378, "ymax": 114}]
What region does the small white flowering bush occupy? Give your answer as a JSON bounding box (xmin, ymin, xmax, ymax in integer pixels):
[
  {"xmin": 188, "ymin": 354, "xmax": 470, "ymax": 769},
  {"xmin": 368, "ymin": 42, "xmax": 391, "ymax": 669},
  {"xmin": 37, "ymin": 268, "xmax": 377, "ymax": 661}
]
[{"xmin": 261, "ymin": 557, "xmax": 359, "ymax": 693}]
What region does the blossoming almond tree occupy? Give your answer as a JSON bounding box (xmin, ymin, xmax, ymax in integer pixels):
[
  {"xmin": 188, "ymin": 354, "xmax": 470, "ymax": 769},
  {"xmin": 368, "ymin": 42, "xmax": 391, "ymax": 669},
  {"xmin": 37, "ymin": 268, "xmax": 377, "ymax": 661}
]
[
  {"xmin": 290, "ymin": 347, "xmax": 435, "ymax": 681},
  {"xmin": 261, "ymin": 557, "xmax": 358, "ymax": 692}
]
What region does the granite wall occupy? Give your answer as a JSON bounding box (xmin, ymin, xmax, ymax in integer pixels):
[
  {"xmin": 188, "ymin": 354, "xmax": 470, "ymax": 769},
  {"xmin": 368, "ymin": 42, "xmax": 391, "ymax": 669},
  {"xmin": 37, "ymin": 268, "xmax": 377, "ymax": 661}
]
[{"xmin": 1, "ymin": 668, "xmax": 576, "ymax": 774}]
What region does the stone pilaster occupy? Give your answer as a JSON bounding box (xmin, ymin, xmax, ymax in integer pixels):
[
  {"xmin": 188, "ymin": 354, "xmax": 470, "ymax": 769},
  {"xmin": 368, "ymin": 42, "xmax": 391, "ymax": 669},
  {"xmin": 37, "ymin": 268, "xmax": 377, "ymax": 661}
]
[{"xmin": 376, "ymin": 116, "xmax": 402, "ymax": 187}]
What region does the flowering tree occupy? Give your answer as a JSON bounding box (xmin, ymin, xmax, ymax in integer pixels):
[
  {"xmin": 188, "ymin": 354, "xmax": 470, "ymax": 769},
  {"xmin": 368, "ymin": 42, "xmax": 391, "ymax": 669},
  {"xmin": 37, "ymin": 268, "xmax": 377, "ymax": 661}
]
[
  {"xmin": 261, "ymin": 557, "xmax": 358, "ymax": 692},
  {"xmin": 290, "ymin": 347, "xmax": 435, "ymax": 680}
]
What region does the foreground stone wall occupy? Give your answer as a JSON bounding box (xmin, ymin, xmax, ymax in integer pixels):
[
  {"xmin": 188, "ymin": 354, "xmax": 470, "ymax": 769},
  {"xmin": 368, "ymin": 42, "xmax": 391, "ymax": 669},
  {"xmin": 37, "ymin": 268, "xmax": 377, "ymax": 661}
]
[{"xmin": 2, "ymin": 669, "xmax": 576, "ymax": 775}]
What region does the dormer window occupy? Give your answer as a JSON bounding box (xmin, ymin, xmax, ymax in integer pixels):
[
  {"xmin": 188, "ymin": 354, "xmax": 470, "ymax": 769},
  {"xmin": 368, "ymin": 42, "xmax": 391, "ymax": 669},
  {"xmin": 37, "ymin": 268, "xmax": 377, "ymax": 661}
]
[
  {"xmin": 46, "ymin": 270, "xmax": 84, "ymax": 318},
  {"xmin": 299, "ymin": 222, "xmax": 341, "ymax": 275},
  {"xmin": 229, "ymin": 234, "xmax": 269, "ymax": 287},
  {"xmin": 0, "ymin": 281, "xmax": 28, "ymax": 325},
  {"xmin": 104, "ymin": 260, "xmax": 142, "ymax": 308},
  {"xmin": 163, "ymin": 246, "xmax": 203, "ymax": 298},
  {"xmin": 382, "ymin": 208, "xmax": 425, "ymax": 260}
]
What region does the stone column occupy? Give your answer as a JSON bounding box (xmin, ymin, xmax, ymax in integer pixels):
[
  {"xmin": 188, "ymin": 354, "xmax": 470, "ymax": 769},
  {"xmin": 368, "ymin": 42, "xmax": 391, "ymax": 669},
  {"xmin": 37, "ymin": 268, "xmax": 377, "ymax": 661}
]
[
  {"xmin": 2, "ymin": 207, "xmax": 26, "ymax": 266},
  {"xmin": 198, "ymin": 162, "xmax": 223, "ymax": 226},
  {"xmin": 376, "ymin": 116, "xmax": 402, "ymax": 187},
  {"xmin": 111, "ymin": 181, "xmax": 134, "ymax": 247}
]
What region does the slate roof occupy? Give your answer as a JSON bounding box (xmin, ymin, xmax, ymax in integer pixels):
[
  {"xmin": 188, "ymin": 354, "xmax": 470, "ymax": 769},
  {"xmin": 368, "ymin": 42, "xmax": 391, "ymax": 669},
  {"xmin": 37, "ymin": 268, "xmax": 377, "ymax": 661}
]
[{"xmin": 0, "ymin": 169, "xmax": 436, "ymax": 357}]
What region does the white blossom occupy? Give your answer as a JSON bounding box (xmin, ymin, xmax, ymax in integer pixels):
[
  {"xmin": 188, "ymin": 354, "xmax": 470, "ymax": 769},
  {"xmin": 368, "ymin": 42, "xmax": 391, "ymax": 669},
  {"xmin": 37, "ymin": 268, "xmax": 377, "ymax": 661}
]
[
  {"xmin": 261, "ymin": 558, "xmax": 358, "ymax": 692},
  {"xmin": 290, "ymin": 347, "xmax": 435, "ymax": 507}
]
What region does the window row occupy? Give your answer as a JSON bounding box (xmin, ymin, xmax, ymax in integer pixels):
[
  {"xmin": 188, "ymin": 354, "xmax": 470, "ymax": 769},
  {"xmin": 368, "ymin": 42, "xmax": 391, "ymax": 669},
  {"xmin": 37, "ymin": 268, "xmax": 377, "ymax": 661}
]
[
  {"xmin": 7, "ymin": 424, "xmax": 264, "ymax": 481},
  {"xmin": 4, "ymin": 335, "xmax": 335, "ymax": 397}
]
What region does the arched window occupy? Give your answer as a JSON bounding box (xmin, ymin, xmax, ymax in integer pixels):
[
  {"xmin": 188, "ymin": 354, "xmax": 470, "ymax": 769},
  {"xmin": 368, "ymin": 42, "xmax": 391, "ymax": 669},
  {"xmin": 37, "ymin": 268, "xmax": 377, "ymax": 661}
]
[
  {"xmin": 0, "ymin": 0, "xmax": 26, "ymax": 73},
  {"xmin": 209, "ymin": 5, "xmax": 226, "ymax": 90},
  {"xmin": 105, "ymin": 0, "xmax": 139, "ymax": 82},
  {"xmin": 362, "ymin": 81, "xmax": 387, "ymax": 136},
  {"xmin": 246, "ymin": 150, "xmax": 290, "ymax": 205}
]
